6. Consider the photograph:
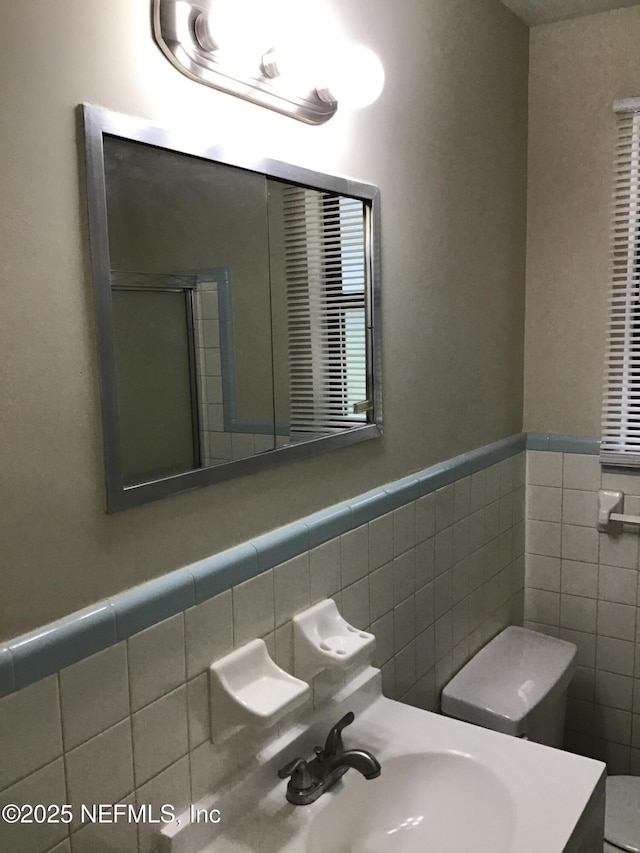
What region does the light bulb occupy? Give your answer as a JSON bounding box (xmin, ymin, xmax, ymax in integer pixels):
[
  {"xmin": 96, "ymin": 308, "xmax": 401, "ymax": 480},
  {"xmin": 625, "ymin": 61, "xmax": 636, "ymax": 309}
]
[
  {"xmin": 316, "ymin": 44, "xmax": 385, "ymax": 109},
  {"xmin": 195, "ymin": 0, "xmax": 274, "ymax": 69},
  {"xmin": 263, "ymin": 42, "xmax": 326, "ymax": 89},
  {"xmin": 263, "ymin": 0, "xmax": 339, "ymax": 89}
]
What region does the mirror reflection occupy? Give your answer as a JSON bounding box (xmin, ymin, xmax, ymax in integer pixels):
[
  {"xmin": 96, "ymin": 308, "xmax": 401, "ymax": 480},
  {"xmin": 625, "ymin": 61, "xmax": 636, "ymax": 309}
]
[{"xmin": 84, "ymin": 105, "xmax": 381, "ymax": 509}]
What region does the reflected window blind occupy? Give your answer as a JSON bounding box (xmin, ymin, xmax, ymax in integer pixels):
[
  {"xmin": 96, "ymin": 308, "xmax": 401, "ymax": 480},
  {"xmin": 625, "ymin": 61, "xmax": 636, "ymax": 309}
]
[
  {"xmin": 283, "ymin": 187, "xmax": 368, "ymax": 437},
  {"xmin": 601, "ymin": 104, "xmax": 640, "ymax": 467}
]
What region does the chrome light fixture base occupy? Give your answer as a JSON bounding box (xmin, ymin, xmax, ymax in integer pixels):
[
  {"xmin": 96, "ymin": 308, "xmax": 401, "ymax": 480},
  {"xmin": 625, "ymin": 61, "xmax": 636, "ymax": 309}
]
[{"xmin": 152, "ymin": 0, "xmax": 338, "ymax": 124}]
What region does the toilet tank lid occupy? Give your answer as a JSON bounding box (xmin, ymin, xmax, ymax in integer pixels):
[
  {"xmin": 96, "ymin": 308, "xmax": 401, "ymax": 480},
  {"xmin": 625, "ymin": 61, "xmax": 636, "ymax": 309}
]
[{"xmin": 441, "ymin": 627, "xmax": 577, "ymax": 736}]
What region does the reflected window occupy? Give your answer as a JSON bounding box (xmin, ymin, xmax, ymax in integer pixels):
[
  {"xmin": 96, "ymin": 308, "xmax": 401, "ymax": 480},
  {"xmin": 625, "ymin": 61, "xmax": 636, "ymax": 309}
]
[{"xmin": 282, "ymin": 188, "xmax": 369, "ymax": 440}]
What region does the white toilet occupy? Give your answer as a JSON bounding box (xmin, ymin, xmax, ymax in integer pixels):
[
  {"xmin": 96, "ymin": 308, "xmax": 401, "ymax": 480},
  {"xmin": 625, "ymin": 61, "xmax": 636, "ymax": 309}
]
[
  {"xmin": 441, "ymin": 626, "xmax": 639, "ymax": 853},
  {"xmin": 603, "ymin": 776, "xmax": 640, "ymax": 853},
  {"xmin": 441, "ymin": 625, "xmax": 576, "ymax": 747}
]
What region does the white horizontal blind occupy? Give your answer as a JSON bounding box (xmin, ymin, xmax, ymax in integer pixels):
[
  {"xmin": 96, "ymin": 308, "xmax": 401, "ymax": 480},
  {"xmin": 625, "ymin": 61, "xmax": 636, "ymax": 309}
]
[
  {"xmin": 283, "ymin": 186, "xmax": 368, "ymax": 438},
  {"xmin": 601, "ymin": 108, "xmax": 640, "ymax": 466}
]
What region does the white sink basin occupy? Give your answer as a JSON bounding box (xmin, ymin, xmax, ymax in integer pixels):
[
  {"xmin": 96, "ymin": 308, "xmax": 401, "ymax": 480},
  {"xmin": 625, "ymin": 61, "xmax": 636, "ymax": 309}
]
[
  {"xmin": 160, "ymin": 668, "xmax": 606, "ymax": 853},
  {"xmin": 307, "ymin": 752, "xmax": 516, "ymax": 853}
]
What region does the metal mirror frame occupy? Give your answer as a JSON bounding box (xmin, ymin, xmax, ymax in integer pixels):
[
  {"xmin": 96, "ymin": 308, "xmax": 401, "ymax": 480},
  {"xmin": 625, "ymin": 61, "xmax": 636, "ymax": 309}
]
[{"xmin": 81, "ymin": 104, "xmax": 382, "ymax": 512}]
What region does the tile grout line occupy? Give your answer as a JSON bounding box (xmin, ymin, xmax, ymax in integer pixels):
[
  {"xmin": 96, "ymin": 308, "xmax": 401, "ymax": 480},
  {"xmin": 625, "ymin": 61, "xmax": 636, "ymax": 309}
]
[{"xmin": 55, "ymin": 670, "xmax": 71, "ymax": 842}]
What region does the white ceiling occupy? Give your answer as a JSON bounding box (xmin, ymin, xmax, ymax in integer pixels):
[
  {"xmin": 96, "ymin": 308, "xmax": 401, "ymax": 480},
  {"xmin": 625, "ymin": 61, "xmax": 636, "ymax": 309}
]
[{"xmin": 500, "ymin": 0, "xmax": 640, "ymax": 25}]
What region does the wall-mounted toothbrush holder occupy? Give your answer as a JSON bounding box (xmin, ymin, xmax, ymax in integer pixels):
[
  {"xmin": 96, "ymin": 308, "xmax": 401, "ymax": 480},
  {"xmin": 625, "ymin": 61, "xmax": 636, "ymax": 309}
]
[
  {"xmin": 293, "ymin": 599, "xmax": 376, "ymax": 680},
  {"xmin": 597, "ymin": 489, "xmax": 640, "ymax": 531},
  {"xmin": 209, "ymin": 639, "xmax": 310, "ymax": 742}
]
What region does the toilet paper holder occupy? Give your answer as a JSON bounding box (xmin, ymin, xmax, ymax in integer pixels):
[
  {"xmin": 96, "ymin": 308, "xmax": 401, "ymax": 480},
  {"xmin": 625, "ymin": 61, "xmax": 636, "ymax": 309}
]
[{"xmin": 598, "ymin": 489, "xmax": 640, "ymax": 530}]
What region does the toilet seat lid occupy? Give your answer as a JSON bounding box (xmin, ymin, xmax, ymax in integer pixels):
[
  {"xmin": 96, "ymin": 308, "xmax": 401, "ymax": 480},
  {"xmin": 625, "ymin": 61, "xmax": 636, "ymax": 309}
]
[{"xmin": 605, "ymin": 776, "xmax": 640, "ymax": 853}]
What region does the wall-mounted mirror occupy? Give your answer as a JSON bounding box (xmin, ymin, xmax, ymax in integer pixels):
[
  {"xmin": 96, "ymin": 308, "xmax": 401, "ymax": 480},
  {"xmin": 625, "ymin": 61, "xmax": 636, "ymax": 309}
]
[{"xmin": 82, "ymin": 105, "xmax": 382, "ymax": 511}]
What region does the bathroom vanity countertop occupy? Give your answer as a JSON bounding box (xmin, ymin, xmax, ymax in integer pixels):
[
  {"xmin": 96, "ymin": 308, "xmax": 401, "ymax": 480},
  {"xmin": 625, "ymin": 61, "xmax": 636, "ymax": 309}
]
[{"xmin": 160, "ymin": 669, "xmax": 606, "ymax": 853}]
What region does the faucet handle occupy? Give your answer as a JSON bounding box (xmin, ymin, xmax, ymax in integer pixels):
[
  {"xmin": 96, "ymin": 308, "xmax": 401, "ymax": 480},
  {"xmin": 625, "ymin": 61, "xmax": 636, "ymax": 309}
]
[
  {"xmin": 277, "ymin": 758, "xmax": 314, "ymax": 791},
  {"xmin": 323, "ymin": 711, "xmax": 355, "ymax": 758}
]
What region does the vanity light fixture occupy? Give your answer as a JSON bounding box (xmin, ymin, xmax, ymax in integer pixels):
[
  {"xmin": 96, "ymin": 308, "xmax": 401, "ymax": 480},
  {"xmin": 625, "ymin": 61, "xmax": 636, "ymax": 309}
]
[{"xmin": 152, "ymin": 0, "xmax": 385, "ymax": 124}]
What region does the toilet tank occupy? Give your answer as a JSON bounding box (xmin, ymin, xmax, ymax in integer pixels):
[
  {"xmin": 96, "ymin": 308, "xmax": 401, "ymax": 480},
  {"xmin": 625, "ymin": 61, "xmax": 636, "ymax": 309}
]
[{"xmin": 441, "ymin": 627, "xmax": 577, "ymax": 747}]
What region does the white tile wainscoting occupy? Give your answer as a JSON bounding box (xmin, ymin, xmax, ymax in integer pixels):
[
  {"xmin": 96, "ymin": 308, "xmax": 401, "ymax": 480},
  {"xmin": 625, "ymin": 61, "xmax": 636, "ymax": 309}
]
[
  {"xmin": 0, "ymin": 449, "xmax": 525, "ymax": 853},
  {"xmin": 525, "ymin": 449, "xmax": 640, "ymax": 774}
]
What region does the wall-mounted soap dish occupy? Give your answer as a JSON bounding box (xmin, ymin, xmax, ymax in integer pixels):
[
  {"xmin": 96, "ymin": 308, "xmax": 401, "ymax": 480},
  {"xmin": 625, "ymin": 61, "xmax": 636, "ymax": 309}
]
[
  {"xmin": 293, "ymin": 599, "xmax": 376, "ymax": 680},
  {"xmin": 209, "ymin": 639, "xmax": 310, "ymax": 742}
]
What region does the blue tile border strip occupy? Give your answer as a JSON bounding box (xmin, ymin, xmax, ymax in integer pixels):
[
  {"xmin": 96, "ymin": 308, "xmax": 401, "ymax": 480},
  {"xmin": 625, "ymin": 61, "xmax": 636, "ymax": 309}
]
[
  {"xmin": 526, "ymin": 433, "xmax": 551, "ymax": 451},
  {"xmin": 190, "ymin": 543, "xmax": 259, "ymax": 604},
  {"xmin": 306, "ymin": 505, "xmax": 353, "ymax": 549},
  {"xmin": 8, "ymin": 604, "xmax": 116, "ymax": 692},
  {"xmin": 526, "ymin": 433, "xmax": 600, "ymax": 455},
  {"xmin": 0, "ymin": 431, "xmax": 530, "ymax": 698},
  {"xmin": 253, "ymin": 524, "xmax": 311, "ymax": 572},
  {"xmin": 0, "ymin": 648, "xmax": 15, "ymax": 697},
  {"xmin": 111, "ymin": 569, "xmax": 196, "ymax": 641}
]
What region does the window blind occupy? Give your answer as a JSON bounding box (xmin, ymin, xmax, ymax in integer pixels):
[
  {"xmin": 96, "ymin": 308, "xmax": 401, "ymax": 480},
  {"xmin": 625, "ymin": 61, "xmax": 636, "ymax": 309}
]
[
  {"xmin": 601, "ymin": 104, "xmax": 640, "ymax": 467},
  {"xmin": 283, "ymin": 186, "xmax": 368, "ymax": 438}
]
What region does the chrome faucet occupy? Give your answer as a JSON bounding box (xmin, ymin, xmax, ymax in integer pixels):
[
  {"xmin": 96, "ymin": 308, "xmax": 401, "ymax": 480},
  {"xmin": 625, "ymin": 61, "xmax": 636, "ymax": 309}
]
[{"xmin": 277, "ymin": 711, "xmax": 381, "ymax": 805}]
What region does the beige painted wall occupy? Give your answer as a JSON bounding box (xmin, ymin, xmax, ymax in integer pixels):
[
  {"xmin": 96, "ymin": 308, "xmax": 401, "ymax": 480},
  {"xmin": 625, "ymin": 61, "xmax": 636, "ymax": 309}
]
[
  {"xmin": 0, "ymin": 0, "xmax": 527, "ymax": 639},
  {"xmin": 524, "ymin": 5, "xmax": 640, "ymax": 435}
]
